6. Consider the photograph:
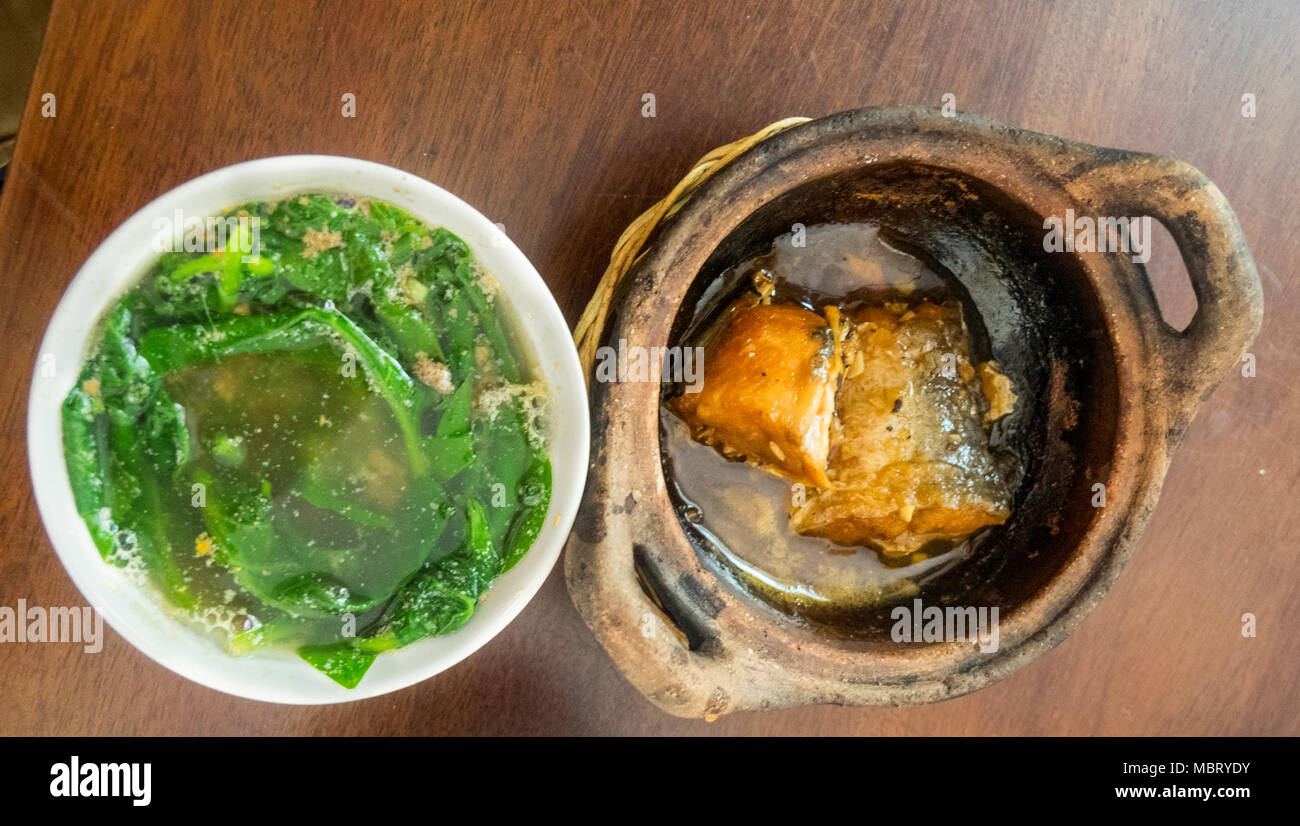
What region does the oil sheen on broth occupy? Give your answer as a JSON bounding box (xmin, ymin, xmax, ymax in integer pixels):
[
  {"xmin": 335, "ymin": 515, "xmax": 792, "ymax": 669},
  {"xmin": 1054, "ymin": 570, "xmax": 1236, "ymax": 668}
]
[{"xmin": 663, "ymin": 222, "xmax": 1021, "ymax": 619}]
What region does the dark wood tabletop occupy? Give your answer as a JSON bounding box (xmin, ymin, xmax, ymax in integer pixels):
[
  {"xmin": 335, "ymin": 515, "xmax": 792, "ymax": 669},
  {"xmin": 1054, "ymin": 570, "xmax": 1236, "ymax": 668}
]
[{"xmin": 1, "ymin": 0, "xmax": 1296, "ymax": 736}]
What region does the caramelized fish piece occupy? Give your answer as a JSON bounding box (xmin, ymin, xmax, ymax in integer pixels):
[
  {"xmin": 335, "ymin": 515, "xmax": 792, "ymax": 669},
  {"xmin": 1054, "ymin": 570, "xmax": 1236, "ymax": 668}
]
[
  {"xmin": 671, "ymin": 302, "xmax": 842, "ymax": 488},
  {"xmin": 790, "ymin": 300, "xmax": 1013, "ymax": 555},
  {"xmin": 980, "ymin": 360, "xmax": 1018, "ymax": 422}
]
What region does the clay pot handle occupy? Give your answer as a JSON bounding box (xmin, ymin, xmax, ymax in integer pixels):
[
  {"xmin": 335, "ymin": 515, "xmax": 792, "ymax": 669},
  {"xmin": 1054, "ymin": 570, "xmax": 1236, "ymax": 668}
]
[{"xmin": 1077, "ymin": 154, "xmax": 1263, "ymax": 432}]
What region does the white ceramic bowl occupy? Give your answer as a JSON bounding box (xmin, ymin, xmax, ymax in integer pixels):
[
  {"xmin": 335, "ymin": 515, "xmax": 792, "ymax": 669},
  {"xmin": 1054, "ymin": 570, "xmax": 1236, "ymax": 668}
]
[{"xmin": 27, "ymin": 155, "xmax": 589, "ymax": 704}]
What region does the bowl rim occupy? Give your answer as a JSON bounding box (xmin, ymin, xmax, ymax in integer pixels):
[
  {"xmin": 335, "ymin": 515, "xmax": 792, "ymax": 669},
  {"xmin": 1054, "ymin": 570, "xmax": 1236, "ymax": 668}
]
[{"xmin": 27, "ymin": 154, "xmax": 589, "ymax": 704}]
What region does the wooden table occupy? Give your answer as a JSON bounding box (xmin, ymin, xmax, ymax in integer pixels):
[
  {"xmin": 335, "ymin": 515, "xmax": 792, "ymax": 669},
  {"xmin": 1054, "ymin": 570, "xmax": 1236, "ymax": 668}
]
[{"xmin": 1, "ymin": 0, "xmax": 1296, "ymax": 736}]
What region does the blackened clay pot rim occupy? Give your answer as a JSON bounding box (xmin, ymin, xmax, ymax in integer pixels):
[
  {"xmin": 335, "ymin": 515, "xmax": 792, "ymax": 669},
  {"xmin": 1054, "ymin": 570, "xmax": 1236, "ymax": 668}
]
[{"xmin": 565, "ymin": 106, "xmax": 1262, "ymax": 719}]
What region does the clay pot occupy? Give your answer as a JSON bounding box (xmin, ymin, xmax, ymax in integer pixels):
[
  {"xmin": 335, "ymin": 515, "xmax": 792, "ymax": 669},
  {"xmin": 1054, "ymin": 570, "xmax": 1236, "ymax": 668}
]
[{"xmin": 565, "ymin": 106, "xmax": 1262, "ymax": 719}]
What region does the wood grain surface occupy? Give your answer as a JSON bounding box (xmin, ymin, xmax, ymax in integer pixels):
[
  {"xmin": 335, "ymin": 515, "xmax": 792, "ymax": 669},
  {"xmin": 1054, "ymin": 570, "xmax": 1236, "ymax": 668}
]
[{"xmin": 1, "ymin": 0, "xmax": 1296, "ymax": 736}]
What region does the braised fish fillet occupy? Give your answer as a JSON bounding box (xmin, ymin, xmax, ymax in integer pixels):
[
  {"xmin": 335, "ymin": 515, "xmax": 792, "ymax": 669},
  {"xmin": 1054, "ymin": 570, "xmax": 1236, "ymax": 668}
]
[
  {"xmin": 790, "ymin": 300, "xmax": 1014, "ymax": 555},
  {"xmin": 671, "ymin": 302, "xmax": 843, "ymax": 488}
]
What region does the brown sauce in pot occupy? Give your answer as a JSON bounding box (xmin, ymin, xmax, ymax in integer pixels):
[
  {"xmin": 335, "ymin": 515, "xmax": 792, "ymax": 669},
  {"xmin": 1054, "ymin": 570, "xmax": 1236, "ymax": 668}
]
[{"xmin": 662, "ymin": 222, "xmax": 1024, "ymax": 619}]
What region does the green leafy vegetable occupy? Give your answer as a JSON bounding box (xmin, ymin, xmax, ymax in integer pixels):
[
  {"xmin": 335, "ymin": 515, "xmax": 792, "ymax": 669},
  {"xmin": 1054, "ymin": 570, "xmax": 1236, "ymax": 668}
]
[{"xmin": 59, "ymin": 192, "xmax": 552, "ymax": 689}]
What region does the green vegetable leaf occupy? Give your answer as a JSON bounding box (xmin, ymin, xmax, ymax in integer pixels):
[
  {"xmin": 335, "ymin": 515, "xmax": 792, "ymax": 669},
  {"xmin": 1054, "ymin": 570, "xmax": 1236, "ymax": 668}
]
[
  {"xmin": 60, "ymin": 195, "xmax": 551, "ymax": 691},
  {"xmin": 298, "ymin": 643, "xmax": 378, "ymax": 689}
]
